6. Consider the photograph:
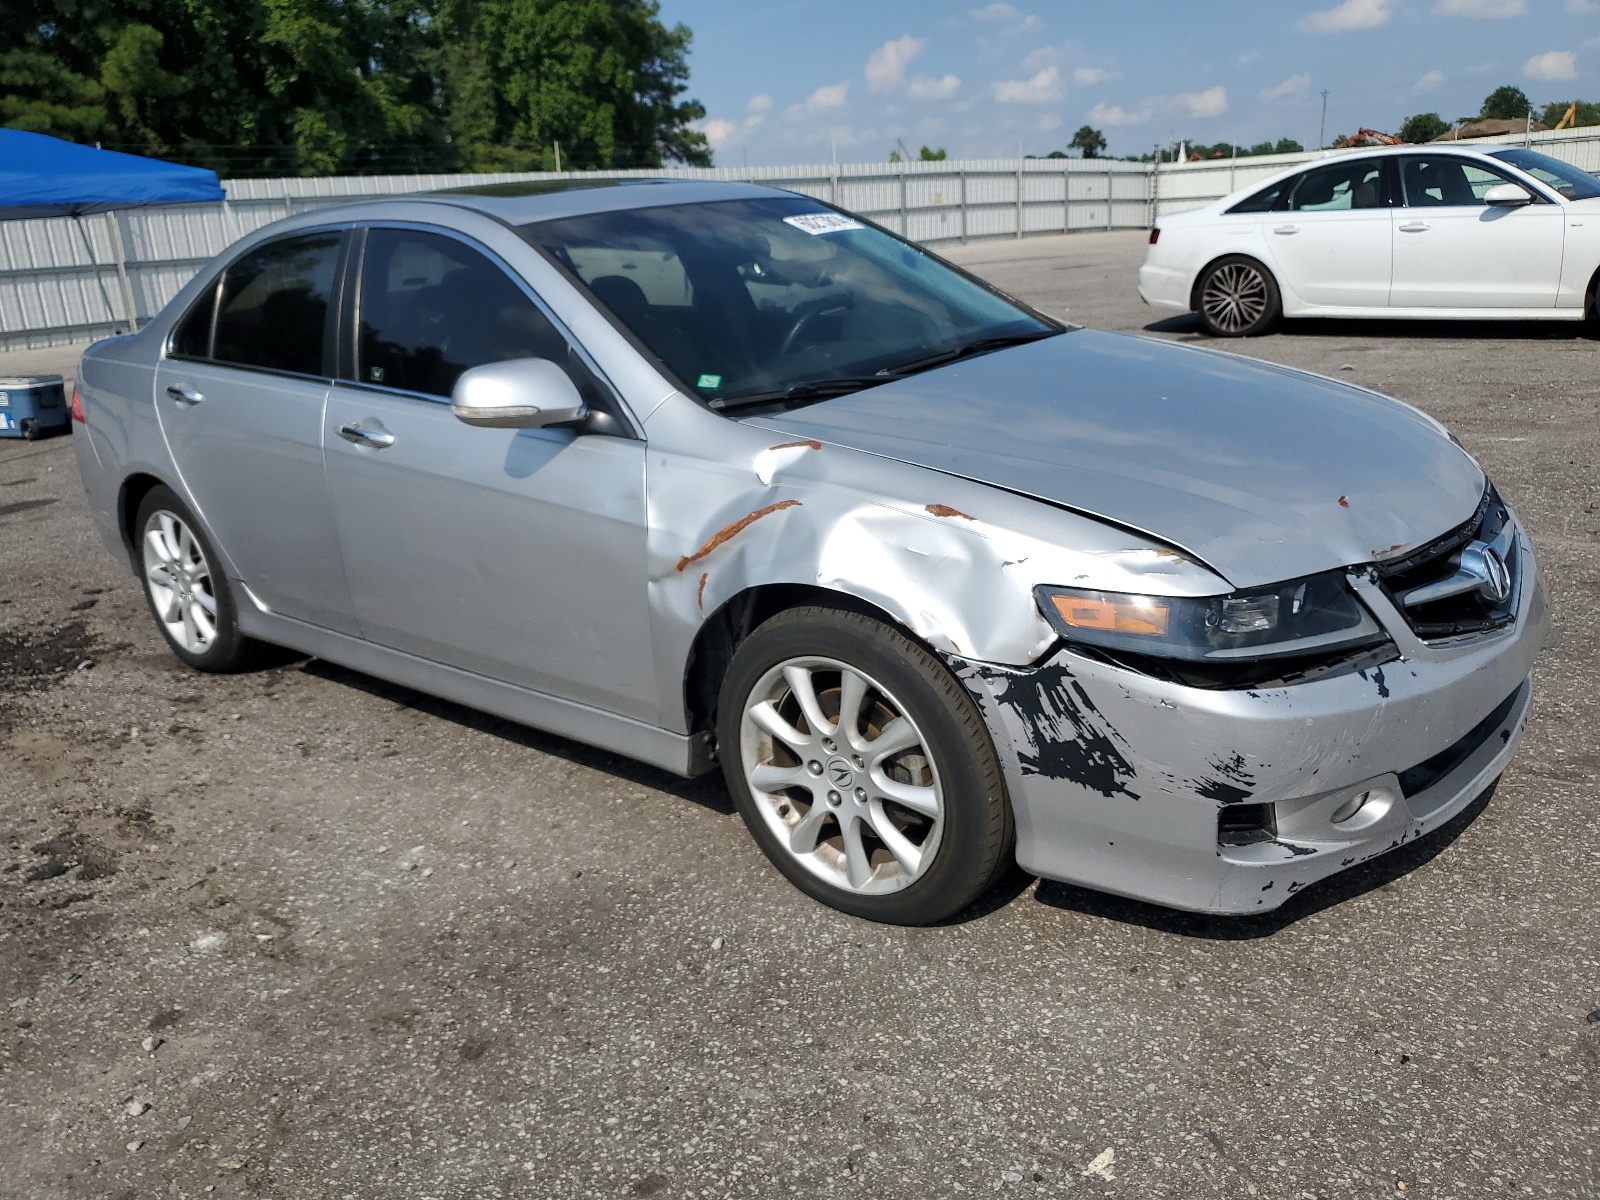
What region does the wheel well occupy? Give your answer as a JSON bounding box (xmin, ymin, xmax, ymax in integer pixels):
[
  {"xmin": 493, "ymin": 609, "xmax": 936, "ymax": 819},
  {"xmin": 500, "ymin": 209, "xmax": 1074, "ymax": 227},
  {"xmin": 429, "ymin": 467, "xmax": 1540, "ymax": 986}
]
[
  {"xmin": 1189, "ymin": 252, "xmax": 1275, "ymax": 313},
  {"xmin": 117, "ymin": 473, "xmax": 166, "ymax": 560},
  {"xmin": 682, "ymin": 584, "xmax": 908, "ymax": 738},
  {"xmin": 1586, "ymin": 263, "xmax": 1600, "ymax": 322}
]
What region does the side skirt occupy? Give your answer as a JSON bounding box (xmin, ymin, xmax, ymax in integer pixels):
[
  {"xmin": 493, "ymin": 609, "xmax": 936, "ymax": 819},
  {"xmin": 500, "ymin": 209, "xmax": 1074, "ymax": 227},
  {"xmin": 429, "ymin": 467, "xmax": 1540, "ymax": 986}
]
[{"xmin": 237, "ymin": 596, "xmax": 714, "ymax": 779}]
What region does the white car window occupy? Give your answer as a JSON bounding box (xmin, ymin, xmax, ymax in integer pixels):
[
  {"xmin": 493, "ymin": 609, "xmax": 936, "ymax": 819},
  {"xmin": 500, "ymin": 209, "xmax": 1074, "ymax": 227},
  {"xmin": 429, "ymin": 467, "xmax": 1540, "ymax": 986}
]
[
  {"xmin": 1286, "ymin": 159, "xmax": 1384, "ymax": 212},
  {"xmin": 1400, "ymin": 156, "xmax": 1520, "ymax": 207}
]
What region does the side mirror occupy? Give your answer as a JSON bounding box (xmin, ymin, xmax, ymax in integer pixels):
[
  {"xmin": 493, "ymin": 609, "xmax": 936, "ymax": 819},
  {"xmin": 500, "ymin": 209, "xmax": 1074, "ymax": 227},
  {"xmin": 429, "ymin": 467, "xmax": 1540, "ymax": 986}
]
[
  {"xmin": 450, "ymin": 358, "xmax": 588, "ymax": 429},
  {"xmin": 1484, "ymin": 183, "xmax": 1532, "ymax": 207}
]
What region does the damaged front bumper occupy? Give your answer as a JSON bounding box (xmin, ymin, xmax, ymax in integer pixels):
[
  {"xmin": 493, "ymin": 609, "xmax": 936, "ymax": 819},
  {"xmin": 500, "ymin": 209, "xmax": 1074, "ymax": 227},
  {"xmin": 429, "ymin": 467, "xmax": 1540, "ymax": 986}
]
[{"xmin": 948, "ymin": 528, "xmax": 1550, "ymax": 915}]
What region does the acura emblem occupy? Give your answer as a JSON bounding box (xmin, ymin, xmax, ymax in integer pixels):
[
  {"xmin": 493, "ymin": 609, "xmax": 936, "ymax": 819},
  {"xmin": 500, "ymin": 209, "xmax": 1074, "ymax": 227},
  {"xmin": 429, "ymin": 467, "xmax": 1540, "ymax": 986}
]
[{"xmin": 1460, "ymin": 541, "xmax": 1511, "ymax": 604}]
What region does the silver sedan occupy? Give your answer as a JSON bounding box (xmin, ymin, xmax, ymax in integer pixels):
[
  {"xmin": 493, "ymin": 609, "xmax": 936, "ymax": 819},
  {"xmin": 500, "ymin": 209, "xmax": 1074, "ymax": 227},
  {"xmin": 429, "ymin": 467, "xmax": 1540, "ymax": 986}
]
[{"xmin": 70, "ymin": 180, "xmax": 1548, "ymax": 924}]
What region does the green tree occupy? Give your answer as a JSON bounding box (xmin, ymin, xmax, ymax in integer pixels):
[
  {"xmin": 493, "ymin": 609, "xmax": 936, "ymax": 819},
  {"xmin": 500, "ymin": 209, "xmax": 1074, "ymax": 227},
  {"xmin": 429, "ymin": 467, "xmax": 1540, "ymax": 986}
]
[
  {"xmin": 1069, "ymin": 124, "xmax": 1106, "ymax": 158},
  {"xmin": 1540, "ymin": 99, "xmax": 1600, "ymax": 129},
  {"xmin": 918, "ymin": 144, "xmax": 946, "ymax": 160},
  {"xmin": 438, "ymin": 0, "xmax": 709, "ymax": 170},
  {"xmin": 1272, "ymin": 137, "xmax": 1303, "ymax": 153},
  {"xmin": 1479, "ymin": 85, "xmax": 1533, "ymax": 120},
  {"xmin": 1398, "ymin": 112, "xmax": 1449, "ymax": 143}
]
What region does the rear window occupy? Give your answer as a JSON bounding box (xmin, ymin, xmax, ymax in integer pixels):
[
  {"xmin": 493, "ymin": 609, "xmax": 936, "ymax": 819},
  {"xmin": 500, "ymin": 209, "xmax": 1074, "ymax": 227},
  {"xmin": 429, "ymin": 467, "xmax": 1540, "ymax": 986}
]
[
  {"xmin": 213, "ymin": 232, "xmax": 342, "ymax": 377},
  {"xmin": 1227, "ymin": 178, "xmax": 1293, "ymax": 214}
]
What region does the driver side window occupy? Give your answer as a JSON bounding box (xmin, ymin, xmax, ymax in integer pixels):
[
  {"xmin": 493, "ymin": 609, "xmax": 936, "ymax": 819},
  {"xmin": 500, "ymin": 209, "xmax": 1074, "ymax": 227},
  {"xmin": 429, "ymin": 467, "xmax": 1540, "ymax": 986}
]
[
  {"xmin": 356, "ymin": 228, "xmax": 569, "ymax": 399},
  {"xmin": 1400, "ymin": 156, "xmax": 1518, "ymax": 207}
]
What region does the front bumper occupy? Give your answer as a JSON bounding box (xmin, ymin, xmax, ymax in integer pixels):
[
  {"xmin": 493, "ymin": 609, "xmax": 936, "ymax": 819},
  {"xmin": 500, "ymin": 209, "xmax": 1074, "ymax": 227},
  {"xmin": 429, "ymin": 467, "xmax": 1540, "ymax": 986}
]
[{"xmin": 949, "ymin": 524, "xmax": 1549, "ymax": 914}]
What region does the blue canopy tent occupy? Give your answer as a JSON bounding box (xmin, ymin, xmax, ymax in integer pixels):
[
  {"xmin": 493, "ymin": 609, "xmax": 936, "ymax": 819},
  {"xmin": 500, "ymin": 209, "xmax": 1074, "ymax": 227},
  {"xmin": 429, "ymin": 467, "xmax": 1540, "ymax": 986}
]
[
  {"xmin": 0, "ymin": 129, "xmax": 225, "ymax": 336},
  {"xmin": 0, "ymin": 129, "xmax": 224, "ymax": 220}
]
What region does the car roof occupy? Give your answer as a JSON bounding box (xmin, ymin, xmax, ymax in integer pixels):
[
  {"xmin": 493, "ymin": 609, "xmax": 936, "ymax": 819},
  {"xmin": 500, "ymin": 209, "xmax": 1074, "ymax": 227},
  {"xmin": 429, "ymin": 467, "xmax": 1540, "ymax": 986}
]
[
  {"xmin": 415, "ymin": 177, "xmax": 786, "ymax": 225},
  {"xmin": 1209, "ymin": 142, "xmax": 1558, "ymax": 207}
]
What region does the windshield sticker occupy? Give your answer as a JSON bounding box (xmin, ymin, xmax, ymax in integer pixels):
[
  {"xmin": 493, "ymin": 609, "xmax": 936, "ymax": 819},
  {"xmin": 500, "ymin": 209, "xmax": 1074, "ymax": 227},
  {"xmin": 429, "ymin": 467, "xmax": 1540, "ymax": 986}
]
[
  {"xmin": 783, "ymin": 213, "xmax": 864, "ymax": 236},
  {"xmin": 697, "ymin": 373, "xmax": 723, "ymax": 389}
]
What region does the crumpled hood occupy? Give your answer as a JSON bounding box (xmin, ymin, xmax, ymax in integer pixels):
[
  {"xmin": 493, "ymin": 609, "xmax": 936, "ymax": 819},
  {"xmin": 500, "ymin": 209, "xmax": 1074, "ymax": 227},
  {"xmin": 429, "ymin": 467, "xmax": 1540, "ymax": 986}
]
[{"xmin": 754, "ymin": 329, "xmax": 1485, "ymax": 590}]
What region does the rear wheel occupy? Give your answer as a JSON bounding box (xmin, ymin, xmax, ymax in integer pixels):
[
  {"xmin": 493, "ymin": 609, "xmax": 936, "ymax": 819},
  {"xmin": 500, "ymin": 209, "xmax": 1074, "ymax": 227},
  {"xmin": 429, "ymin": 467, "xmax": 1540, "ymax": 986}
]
[
  {"xmin": 1196, "ymin": 256, "xmax": 1281, "ymax": 337},
  {"xmin": 717, "ymin": 606, "xmax": 1012, "ymax": 925},
  {"xmin": 135, "ymin": 486, "xmax": 258, "ymax": 672}
]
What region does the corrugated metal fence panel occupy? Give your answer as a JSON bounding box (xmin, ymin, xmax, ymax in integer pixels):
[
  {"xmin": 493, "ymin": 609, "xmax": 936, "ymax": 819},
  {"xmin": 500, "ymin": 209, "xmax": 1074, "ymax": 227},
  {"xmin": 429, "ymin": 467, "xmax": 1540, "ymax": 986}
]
[{"xmin": 0, "ymin": 157, "xmax": 1153, "ymax": 349}]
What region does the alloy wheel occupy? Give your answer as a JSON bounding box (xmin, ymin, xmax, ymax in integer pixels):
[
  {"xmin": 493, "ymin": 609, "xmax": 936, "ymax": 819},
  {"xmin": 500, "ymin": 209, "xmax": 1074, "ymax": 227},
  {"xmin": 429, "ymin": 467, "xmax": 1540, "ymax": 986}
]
[
  {"xmin": 738, "ymin": 656, "xmax": 945, "ymax": 895},
  {"xmin": 142, "ymin": 510, "xmax": 218, "ymax": 654},
  {"xmin": 1201, "ymin": 261, "xmax": 1269, "ymax": 334}
]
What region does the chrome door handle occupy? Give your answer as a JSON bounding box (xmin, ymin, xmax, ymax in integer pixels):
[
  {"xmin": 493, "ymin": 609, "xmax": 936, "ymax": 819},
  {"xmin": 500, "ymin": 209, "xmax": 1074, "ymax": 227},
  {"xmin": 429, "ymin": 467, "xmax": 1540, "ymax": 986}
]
[
  {"xmin": 1272, "ymin": 224, "xmax": 1299, "ymax": 235},
  {"xmin": 337, "ymin": 422, "xmax": 395, "ymax": 449},
  {"xmin": 165, "ymin": 384, "xmax": 203, "ymax": 405},
  {"xmin": 1398, "ymin": 221, "xmax": 1431, "ymax": 233}
]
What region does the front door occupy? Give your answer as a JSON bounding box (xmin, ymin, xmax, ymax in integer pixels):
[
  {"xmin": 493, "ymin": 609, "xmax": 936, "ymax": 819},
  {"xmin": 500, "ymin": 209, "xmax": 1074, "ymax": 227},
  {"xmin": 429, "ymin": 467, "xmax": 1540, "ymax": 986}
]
[
  {"xmin": 1263, "ymin": 156, "xmax": 1392, "ymax": 309},
  {"xmin": 322, "ymin": 226, "xmax": 655, "ymax": 721},
  {"xmin": 1391, "ymin": 154, "xmax": 1565, "ymax": 309},
  {"xmin": 153, "ymin": 229, "xmax": 357, "ymax": 633}
]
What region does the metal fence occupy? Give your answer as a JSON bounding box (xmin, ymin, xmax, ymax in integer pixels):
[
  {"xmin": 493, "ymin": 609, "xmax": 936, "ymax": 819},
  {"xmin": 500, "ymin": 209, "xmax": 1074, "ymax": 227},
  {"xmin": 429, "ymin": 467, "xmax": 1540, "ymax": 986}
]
[
  {"xmin": 5, "ymin": 126, "xmax": 1599, "ymax": 350},
  {"xmin": 0, "ymin": 158, "xmax": 1152, "ymax": 351}
]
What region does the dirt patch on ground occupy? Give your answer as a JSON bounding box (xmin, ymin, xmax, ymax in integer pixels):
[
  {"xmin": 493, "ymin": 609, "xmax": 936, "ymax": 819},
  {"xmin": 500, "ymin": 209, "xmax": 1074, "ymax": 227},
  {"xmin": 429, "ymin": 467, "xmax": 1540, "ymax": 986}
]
[{"xmin": 0, "ymin": 619, "xmax": 102, "ymax": 699}]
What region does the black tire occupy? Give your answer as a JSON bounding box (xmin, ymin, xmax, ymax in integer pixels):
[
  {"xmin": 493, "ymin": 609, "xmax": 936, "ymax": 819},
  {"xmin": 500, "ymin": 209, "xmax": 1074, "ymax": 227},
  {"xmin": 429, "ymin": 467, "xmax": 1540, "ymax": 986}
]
[
  {"xmin": 717, "ymin": 606, "xmax": 1013, "ymax": 925},
  {"xmin": 1195, "ymin": 255, "xmax": 1281, "ymax": 337},
  {"xmin": 133, "ymin": 485, "xmax": 258, "ymax": 673}
]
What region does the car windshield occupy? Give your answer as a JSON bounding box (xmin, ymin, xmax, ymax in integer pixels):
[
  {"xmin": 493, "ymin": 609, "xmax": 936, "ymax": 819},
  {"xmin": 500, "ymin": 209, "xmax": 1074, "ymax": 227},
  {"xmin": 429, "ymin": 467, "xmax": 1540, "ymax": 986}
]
[
  {"xmin": 1488, "ymin": 148, "xmax": 1600, "ymax": 200},
  {"xmin": 522, "ymin": 196, "xmax": 1057, "ymax": 408}
]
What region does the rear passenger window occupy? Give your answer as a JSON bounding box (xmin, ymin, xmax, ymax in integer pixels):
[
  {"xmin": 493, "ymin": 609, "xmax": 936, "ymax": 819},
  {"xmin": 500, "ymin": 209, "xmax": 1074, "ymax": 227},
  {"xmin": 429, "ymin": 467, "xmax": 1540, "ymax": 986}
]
[
  {"xmin": 213, "ymin": 232, "xmax": 342, "ymax": 376},
  {"xmin": 1226, "ymin": 178, "xmax": 1293, "ymax": 214},
  {"xmin": 169, "ymin": 278, "xmax": 218, "ymax": 359},
  {"xmin": 356, "ymin": 229, "xmax": 568, "ymax": 398},
  {"xmin": 1287, "ymin": 159, "xmax": 1384, "ymax": 211}
]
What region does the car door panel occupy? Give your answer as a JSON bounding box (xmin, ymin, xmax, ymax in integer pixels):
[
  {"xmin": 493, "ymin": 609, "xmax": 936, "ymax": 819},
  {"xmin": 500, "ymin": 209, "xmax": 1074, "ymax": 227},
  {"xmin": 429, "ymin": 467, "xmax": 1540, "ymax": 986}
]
[
  {"xmin": 323, "ymin": 387, "xmax": 653, "ymax": 718},
  {"xmin": 1392, "ymin": 155, "xmax": 1565, "ymax": 308},
  {"xmin": 153, "ymin": 230, "xmax": 358, "ymax": 634},
  {"xmin": 1262, "ymin": 158, "xmax": 1392, "ymax": 309},
  {"xmin": 322, "ymin": 224, "xmax": 656, "ymax": 721}
]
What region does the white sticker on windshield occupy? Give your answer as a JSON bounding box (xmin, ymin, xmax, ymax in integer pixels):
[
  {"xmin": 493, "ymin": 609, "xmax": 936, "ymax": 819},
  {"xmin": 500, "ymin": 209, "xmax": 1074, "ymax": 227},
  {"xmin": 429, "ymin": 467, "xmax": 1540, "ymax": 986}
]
[{"xmin": 783, "ymin": 212, "xmax": 864, "ymax": 236}]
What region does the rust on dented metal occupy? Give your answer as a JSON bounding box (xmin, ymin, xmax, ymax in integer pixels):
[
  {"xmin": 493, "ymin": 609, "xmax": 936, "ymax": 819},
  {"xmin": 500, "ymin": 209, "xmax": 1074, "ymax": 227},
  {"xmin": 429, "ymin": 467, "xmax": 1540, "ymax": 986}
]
[
  {"xmin": 697, "ymin": 573, "xmax": 709, "ymax": 609},
  {"xmin": 768, "ymin": 439, "xmax": 822, "ymax": 452},
  {"xmin": 1372, "ymin": 543, "xmax": 1406, "ymax": 558},
  {"xmin": 1337, "ymin": 496, "xmax": 1350, "ymax": 508},
  {"xmin": 676, "ymin": 500, "xmax": 803, "ymax": 573},
  {"xmin": 925, "ymin": 503, "xmax": 975, "ymax": 520}
]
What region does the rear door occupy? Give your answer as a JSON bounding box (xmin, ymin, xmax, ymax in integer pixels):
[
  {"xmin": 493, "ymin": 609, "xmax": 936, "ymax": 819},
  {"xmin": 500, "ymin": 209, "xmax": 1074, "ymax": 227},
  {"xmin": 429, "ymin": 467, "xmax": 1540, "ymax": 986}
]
[
  {"xmin": 153, "ymin": 229, "xmax": 358, "ymax": 633},
  {"xmin": 322, "ymin": 225, "xmax": 655, "ymax": 720},
  {"xmin": 1261, "ymin": 157, "xmax": 1393, "ymax": 309},
  {"xmin": 1391, "ymin": 154, "xmax": 1565, "ymax": 309}
]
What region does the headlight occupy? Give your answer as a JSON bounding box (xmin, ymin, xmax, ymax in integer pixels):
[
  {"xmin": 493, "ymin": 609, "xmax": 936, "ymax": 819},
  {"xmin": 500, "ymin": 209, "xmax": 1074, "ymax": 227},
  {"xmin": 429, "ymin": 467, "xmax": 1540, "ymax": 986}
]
[{"xmin": 1035, "ymin": 571, "xmax": 1387, "ymax": 663}]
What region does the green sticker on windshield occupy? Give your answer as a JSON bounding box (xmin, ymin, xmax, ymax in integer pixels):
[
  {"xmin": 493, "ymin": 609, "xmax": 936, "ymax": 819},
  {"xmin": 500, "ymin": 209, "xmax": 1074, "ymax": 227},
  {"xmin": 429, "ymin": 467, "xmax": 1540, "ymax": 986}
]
[{"xmin": 697, "ymin": 373, "xmax": 722, "ymax": 389}]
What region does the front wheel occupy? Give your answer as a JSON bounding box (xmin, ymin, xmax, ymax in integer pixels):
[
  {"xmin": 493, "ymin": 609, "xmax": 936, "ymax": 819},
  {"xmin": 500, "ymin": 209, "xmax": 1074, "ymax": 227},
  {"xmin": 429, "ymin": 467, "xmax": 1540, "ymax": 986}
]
[
  {"xmin": 717, "ymin": 606, "xmax": 1013, "ymax": 925},
  {"xmin": 1196, "ymin": 256, "xmax": 1281, "ymax": 337},
  {"xmin": 134, "ymin": 486, "xmax": 258, "ymax": 672}
]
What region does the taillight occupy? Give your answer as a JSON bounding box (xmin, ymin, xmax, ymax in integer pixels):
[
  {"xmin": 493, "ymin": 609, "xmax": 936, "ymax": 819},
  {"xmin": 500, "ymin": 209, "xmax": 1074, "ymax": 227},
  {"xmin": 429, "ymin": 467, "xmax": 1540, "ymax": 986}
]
[
  {"xmin": 1148, "ymin": 227, "xmax": 1161, "ymax": 244},
  {"xmin": 70, "ymin": 383, "xmax": 85, "ymax": 423}
]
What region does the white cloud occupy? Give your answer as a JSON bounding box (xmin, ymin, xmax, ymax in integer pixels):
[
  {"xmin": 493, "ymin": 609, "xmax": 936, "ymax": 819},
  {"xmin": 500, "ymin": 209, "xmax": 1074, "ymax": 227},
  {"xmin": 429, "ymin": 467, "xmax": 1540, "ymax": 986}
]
[
  {"xmin": 747, "ymin": 94, "xmax": 773, "ymax": 116},
  {"xmin": 701, "ymin": 119, "xmax": 738, "ymax": 149},
  {"xmin": 1414, "ymin": 69, "xmax": 1446, "ymax": 91},
  {"xmin": 1435, "ymin": 0, "xmax": 1526, "ymax": 15},
  {"xmin": 908, "ymin": 74, "xmax": 963, "ymax": 101},
  {"xmin": 1178, "ymin": 86, "xmax": 1229, "ymax": 118},
  {"xmin": 1089, "ymin": 100, "xmax": 1153, "ymax": 126},
  {"xmin": 866, "ymin": 35, "xmax": 926, "ymax": 93},
  {"xmin": 992, "ymin": 65, "xmax": 1063, "ymax": 104},
  {"xmin": 1022, "ymin": 46, "xmax": 1061, "ymax": 73},
  {"xmin": 1260, "ymin": 73, "xmax": 1310, "ymax": 100},
  {"xmin": 801, "ymin": 82, "xmax": 849, "ymax": 112},
  {"xmin": 1073, "ymin": 66, "xmax": 1120, "ymax": 87},
  {"xmin": 1300, "ymin": 0, "xmax": 1392, "ymax": 34},
  {"xmin": 970, "ymin": 3, "xmax": 1042, "ymax": 31},
  {"xmin": 1524, "ymin": 49, "xmax": 1577, "ymax": 80},
  {"xmin": 1038, "ymin": 113, "xmax": 1063, "ymax": 131}
]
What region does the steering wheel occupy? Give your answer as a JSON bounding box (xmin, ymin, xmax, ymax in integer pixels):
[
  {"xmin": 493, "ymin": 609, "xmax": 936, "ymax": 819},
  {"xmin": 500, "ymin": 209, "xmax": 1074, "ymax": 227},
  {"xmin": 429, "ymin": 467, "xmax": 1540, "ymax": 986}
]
[{"xmin": 777, "ymin": 294, "xmax": 856, "ymax": 356}]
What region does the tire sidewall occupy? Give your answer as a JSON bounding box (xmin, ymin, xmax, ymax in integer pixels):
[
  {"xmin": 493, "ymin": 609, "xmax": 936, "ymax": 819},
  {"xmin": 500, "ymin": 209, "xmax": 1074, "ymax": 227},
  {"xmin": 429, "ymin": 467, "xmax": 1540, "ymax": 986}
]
[
  {"xmin": 133, "ymin": 485, "xmax": 250, "ymax": 672},
  {"xmin": 1197, "ymin": 255, "xmax": 1281, "ymax": 338},
  {"xmin": 717, "ymin": 607, "xmax": 1010, "ymax": 924}
]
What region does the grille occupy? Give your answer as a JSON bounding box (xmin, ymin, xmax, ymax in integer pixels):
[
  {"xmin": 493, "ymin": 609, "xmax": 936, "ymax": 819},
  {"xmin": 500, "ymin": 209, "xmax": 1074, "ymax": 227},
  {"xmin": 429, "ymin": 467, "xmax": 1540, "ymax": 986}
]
[{"xmin": 1375, "ymin": 485, "xmax": 1517, "ymax": 640}]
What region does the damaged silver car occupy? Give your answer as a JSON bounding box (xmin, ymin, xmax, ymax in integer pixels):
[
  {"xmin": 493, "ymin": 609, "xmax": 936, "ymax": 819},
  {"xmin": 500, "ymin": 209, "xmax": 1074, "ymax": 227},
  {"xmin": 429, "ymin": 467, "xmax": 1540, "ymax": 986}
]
[{"xmin": 71, "ymin": 179, "xmax": 1548, "ymax": 925}]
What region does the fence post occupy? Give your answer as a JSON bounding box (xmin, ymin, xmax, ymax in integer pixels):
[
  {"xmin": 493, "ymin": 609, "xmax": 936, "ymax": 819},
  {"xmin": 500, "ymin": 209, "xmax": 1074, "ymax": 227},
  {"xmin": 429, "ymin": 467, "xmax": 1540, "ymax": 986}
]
[
  {"xmin": 959, "ymin": 170, "xmax": 968, "ymax": 242},
  {"xmin": 900, "ymin": 163, "xmax": 908, "ymax": 237},
  {"xmin": 1106, "ymin": 167, "xmax": 1114, "ymax": 230},
  {"xmin": 1015, "ymin": 158, "xmax": 1024, "ymax": 239},
  {"xmin": 105, "ymin": 211, "xmax": 138, "ymax": 332}
]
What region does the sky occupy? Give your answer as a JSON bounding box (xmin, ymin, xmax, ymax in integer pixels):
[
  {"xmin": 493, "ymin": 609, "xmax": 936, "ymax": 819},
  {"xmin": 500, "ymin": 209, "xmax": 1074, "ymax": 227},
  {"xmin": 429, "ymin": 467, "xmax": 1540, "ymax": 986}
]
[{"xmin": 658, "ymin": 0, "xmax": 1600, "ymax": 165}]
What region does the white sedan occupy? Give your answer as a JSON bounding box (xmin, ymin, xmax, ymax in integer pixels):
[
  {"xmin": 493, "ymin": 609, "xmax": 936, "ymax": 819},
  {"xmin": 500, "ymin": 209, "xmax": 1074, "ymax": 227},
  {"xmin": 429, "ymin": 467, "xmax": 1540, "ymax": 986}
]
[{"xmin": 1139, "ymin": 144, "xmax": 1600, "ymax": 336}]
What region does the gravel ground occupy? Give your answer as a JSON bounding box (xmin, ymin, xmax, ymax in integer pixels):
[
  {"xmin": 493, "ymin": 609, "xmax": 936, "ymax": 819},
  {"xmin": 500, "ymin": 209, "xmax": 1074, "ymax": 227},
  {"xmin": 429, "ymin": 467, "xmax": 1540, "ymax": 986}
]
[{"xmin": 2, "ymin": 230, "xmax": 1597, "ymax": 1200}]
